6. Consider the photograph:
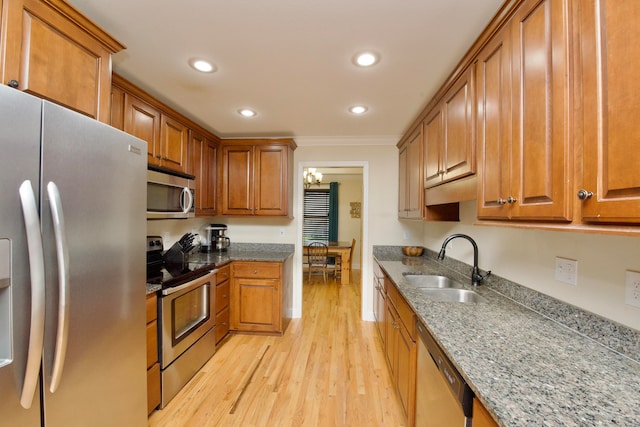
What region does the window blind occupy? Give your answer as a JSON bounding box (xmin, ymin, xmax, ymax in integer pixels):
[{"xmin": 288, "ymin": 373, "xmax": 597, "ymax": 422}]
[{"xmin": 303, "ymin": 189, "xmax": 330, "ymax": 242}]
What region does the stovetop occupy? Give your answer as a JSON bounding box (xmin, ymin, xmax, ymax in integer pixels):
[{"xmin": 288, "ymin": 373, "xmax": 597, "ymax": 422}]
[{"xmin": 147, "ymin": 236, "xmax": 216, "ymax": 289}]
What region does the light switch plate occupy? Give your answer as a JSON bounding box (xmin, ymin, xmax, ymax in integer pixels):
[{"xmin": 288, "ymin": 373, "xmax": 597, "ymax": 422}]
[
  {"xmin": 625, "ymin": 270, "xmax": 640, "ymax": 308},
  {"xmin": 555, "ymin": 257, "xmax": 577, "ymax": 286}
]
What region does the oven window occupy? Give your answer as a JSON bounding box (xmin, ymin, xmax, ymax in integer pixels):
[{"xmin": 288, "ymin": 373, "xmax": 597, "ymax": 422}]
[{"xmin": 171, "ymin": 283, "xmax": 210, "ymax": 346}]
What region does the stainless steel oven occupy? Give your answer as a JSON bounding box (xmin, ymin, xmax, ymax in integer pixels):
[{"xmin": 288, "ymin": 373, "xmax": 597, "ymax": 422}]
[
  {"xmin": 147, "ymin": 167, "xmax": 195, "ymax": 219},
  {"xmin": 159, "ymin": 269, "xmax": 216, "ymax": 407}
]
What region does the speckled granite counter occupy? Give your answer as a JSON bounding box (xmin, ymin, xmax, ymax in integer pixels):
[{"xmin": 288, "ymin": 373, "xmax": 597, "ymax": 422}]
[
  {"xmin": 146, "ymin": 243, "xmax": 294, "ymax": 295},
  {"xmin": 374, "ymin": 246, "xmax": 640, "ymax": 427}
]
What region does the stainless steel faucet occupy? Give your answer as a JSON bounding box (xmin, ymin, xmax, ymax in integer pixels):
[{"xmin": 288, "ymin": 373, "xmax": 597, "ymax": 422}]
[{"xmin": 437, "ymin": 234, "xmax": 491, "ymax": 286}]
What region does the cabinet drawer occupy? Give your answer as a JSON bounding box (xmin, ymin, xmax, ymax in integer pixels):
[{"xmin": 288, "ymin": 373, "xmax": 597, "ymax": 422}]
[
  {"xmin": 147, "ymin": 362, "xmax": 160, "ymax": 414},
  {"xmin": 215, "ymin": 306, "xmax": 230, "ymax": 344},
  {"xmin": 216, "ymin": 264, "xmax": 231, "ymax": 284},
  {"xmin": 146, "ymin": 320, "xmax": 158, "ymax": 369},
  {"xmin": 233, "ymin": 262, "xmax": 280, "ymax": 279},
  {"xmin": 216, "ymin": 280, "xmax": 230, "ymax": 313},
  {"xmin": 146, "ymin": 293, "xmax": 157, "ymax": 323}
]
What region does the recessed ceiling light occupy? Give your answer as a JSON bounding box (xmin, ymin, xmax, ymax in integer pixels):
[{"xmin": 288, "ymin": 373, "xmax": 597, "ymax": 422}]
[
  {"xmin": 349, "ymin": 105, "xmax": 368, "ymax": 115},
  {"xmin": 188, "ymin": 58, "xmax": 216, "ymax": 73},
  {"xmin": 353, "ymin": 52, "xmax": 380, "ymax": 67},
  {"xmin": 238, "ymin": 108, "xmax": 257, "ymax": 118}
]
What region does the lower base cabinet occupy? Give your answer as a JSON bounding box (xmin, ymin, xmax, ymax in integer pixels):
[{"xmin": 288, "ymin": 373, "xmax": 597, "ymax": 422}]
[
  {"xmin": 145, "ymin": 293, "xmax": 160, "ymax": 414},
  {"xmin": 473, "ymin": 398, "xmax": 499, "ymax": 427},
  {"xmin": 231, "ymin": 261, "xmax": 285, "ymax": 334},
  {"xmin": 381, "ymin": 269, "xmax": 416, "ymax": 425},
  {"xmin": 215, "ymin": 264, "xmax": 231, "ymax": 343}
]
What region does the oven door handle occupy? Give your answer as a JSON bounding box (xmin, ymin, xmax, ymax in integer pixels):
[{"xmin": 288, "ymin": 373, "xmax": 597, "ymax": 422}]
[{"xmin": 161, "ymin": 269, "xmax": 217, "ymax": 296}]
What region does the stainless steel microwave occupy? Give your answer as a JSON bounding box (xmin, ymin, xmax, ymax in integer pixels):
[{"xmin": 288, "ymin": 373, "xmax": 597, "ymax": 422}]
[{"xmin": 147, "ymin": 168, "xmax": 195, "ymax": 219}]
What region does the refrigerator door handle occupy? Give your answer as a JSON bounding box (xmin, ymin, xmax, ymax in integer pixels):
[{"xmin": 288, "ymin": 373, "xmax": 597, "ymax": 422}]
[
  {"xmin": 181, "ymin": 187, "xmax": 193, "ymax": 213},
  {"xmin": 46, "ymin": 182, "xmax": 70, "ymax": 393},
  {"xmin": 18, "ymin": 180, "xmax": 46, "ymax": 409}
]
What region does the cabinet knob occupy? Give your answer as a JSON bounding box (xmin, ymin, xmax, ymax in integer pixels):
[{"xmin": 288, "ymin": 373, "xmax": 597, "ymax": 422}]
[
  {"xmin": 497, "ymin": 198, "xmax": 507, "ymax": 205},
  {"xmin": 7, "ymin": 80, "xmax": 19, "ymax": 89},
  {"xmin": 507, "ymin": 196, "xmax": 518, "ymax": 204},
  {"xmin": 577, "ymin": 189, "xmax": 593, "ymax": 200}
]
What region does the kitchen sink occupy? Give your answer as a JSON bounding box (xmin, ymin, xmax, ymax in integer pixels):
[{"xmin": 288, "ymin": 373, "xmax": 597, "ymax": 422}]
[
  {"xmin": 418, "ymin": 288, "xmax": 487, "ymax": 303},
  {"xmin": 404, "ymin": 274, "xmax": 461, "ymax": 288}
]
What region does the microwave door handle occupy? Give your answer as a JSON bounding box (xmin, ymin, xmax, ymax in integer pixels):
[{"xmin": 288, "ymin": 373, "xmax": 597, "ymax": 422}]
[
  {"xmin": 181, "ymin": 187, "xmax": 193, "ymax": 213},
  {"xmin": 46, "ymin": 182, "xmax": 70, "ymax": 393},
  {"xmin": 18, "ymin": 180, "xmax": 46, "ymax": 409}
]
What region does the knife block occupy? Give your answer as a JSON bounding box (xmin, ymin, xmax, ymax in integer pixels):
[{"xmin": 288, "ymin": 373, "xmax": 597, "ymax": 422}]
[{"xmin": 162, "ymin": 242, "xmax": 187, "ymax": 265}]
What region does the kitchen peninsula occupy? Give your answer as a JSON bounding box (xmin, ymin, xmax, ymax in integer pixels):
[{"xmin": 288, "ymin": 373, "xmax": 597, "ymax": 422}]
[{"xmin": 374, "ymin": 246, "xmax": 640, "ymax": 426}]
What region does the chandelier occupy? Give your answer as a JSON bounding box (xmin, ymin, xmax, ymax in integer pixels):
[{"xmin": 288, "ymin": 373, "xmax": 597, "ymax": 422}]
[{"xmin": 303, "ymin": 168, "xmax": 323, "ymax": 189}]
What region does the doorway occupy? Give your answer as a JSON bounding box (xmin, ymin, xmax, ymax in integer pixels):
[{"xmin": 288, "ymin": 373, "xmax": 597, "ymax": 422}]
[{"xmin": 294, "ymin": 161, "xmax": 368, "ymax": 320}]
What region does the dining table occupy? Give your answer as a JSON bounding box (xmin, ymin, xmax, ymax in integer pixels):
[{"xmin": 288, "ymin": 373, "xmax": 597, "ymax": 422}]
[{"xmin": 303, "ymin": 240, "xmax": 352, "ymax": 285}]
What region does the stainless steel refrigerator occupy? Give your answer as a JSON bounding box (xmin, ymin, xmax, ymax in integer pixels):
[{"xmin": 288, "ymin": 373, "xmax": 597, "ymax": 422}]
[{"xmin": 0, "ymin": 85, "xmax": 148, "ymax": 426}]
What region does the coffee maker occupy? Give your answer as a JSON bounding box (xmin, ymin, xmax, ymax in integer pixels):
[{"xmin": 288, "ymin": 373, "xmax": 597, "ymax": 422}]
[{"xmin": 201, "ymin": 224, "xmax": 230, "ymax": 252}]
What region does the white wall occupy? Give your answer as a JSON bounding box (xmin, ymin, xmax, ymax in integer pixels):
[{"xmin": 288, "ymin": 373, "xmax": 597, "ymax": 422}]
[{"xmin": 420, "ymin": 201, "xmax": 640, "ymax": 331}]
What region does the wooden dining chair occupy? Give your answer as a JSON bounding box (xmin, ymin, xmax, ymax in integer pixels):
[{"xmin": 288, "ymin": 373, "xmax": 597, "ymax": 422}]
[{"xmin": 307, "ymin": 242, "xmax": 329, "ymax": 284}]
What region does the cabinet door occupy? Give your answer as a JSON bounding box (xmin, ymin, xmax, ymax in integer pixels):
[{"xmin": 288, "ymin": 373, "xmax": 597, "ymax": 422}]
[
  {"xmin": 221, "ymin": 144, "xmax": 253, "ymax": 215},
  {"xmin": 396, "ymin": 320, "xmax": 416, "ymax": 424},
  {"xmin": 1, "ymin": 0, "xmax": 113, "ymax": 122},
  {"xmin": 110, "ymin": 85, "xmax": 125, "ymax": 130},
  {"xmin": 398, "ymin": 142, "xmax": 408, "ymax": 217},
  {"xmin": 124, "ymin": 94, "xmax": 161, "ymax": 166},
  {"xmin": 580, "ymin": 0, "xmax": 640, "ymax": 223},
  {"xmin": 442, "ymin": 67, "xmax": 475, "ymax": 184},
  {"xmin": 476, "ymin": 25, "xmax": 512, "ymax": 219},
  {"xmin": 254, "ymin": 144, "xmax": 289, "ymax": 216},
  {"xmin": 232, "ymin": 277, "xmax": 279, "ymax": 332},
  {"xmin": 384, "ymin": 302, "xmax": 398, "ymax": 377},
  {"xmin": 424, "ymin": 107, "xmax": 444, "ymax": 188},
  {"xmin": 189, "ymin": 131, "xmax": 217, "ymax": 216},
  {"xmin": 159, "ymin": 114, "xmax": 188, "ymax": 173},
  {"xmin": 510, "ymin": 0, "xmax": 571, "ymax": 221}
]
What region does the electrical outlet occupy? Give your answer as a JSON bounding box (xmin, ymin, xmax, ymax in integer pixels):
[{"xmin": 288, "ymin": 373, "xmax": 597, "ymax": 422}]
[
  {"xmin": 403, "ymin": 231, "xmax": 410, "ymax": 240},
  {"xmin": 279, "ymin": 228, "xmax": 285, "ymax": 237},
  {"xmin": 625, "ymin": 270, "xmax": 640, "ymax": 308},
  {"xmin": 555, "ymin": 257, "xmax": 577, "ymax": 286}
]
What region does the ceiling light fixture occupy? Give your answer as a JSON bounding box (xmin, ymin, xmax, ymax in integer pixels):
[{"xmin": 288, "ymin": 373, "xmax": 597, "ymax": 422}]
[
  {"xmin": 238, "ymin": 108, "xmax": 257, "ymax": 118},
  {"xmin": 188, "ymin": 58, "xmax": 216, "ymax": 73},
  {"xmin": 353, "ymin": 51, "xmax": 380, "ymax": 67},
  {"xmin": 349, "ymin": 105, "xmax": 368, "ymax": 115}
]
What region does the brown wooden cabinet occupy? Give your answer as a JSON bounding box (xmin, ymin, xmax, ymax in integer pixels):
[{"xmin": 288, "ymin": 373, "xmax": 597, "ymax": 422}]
[
  {"xmin": 0, "ymin": 0, "xmax": 123, "ymax": 123},
  {"xmin": 145, "ymin": 293, "xmax": 160, "ymax": 414},
  {"xmin": 473, "ymin": 398, "xmax": 499, "ymax": 427},
  {"xmin": 578, "ymin": 0, "xmax": 640, "ymax": 224},
  {"xmin": 188, "ymin": 131, "xmax": 217, "ymax": 216},
  {"xmin": 477, "ymin": 0, "xmax": 572, "ymax": 222},
  {"xmin": 220, "ymin": 139, "xmax": 296, "ymax": 217},
  {"xmin": 382, "ymin": 274, "xmax": 416, "ymax": 425},
  {"xmin": 230, "ymin": 261, "xmax": 284, "ymax": 334},
  {"xmin": 424, "ymin": 67, "xmax": 475, "ymax": 189},
  {"xmin": 112, "ymin": 74, "xmax": 220, "ymax": 176},
  {"xmin": 373, "ymin": 261, "xmax": 386, "ymax": 342},
  {"xmin": 397, "ymin": 128, "xmax": 423, "ymax": 219},
  {"xmin": 214, "ymin": 264, "xmax": 230, "ymax": 344}
]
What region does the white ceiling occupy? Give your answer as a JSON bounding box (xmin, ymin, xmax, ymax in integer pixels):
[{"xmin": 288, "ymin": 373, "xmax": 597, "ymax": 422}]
[{"xmin": 69, "ymin": 0, "xmax": 504, "ymax": 142}]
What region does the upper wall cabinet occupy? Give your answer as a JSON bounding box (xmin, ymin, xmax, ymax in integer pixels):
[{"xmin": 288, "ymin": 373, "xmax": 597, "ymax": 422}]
[
  {"xmin": 424, "ymin": 66, "xmax": 475, "ymax": 189},
  {"xmin": 220, "ymin": 139, "xmax": 296, "ymax": 217},
  {"xmin": 188, "ymin": 131, "xmax": 217, "ymax": 217},
  {"xmin": 477, "ymin": 0, "xmax": 572, "ymax": 222},
  {"xmin": 579, "ymin": 0, "xmax": 640, "ymax": 224},
  {"xmin": 398, "ymin": 128, "xmax": 423, "ymax": 219},
  {"xmin": 0, "ymin": 0, "xmax": 123, "ymax": 123}
]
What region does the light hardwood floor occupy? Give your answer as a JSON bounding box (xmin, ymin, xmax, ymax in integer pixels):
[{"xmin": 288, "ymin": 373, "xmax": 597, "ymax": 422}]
[{"xmin": 148, "ymin": 270, "xmax": 406, "ymax": 427}]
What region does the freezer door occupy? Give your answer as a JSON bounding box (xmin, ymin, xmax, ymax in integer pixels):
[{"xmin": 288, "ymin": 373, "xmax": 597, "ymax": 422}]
[
  {"xmin": 0, "ymin": 86, "xmax": 43, "ymax": 426},
  {"xmin": 39, "ymin": 102, "xmax": 148, "ymax": 427}
]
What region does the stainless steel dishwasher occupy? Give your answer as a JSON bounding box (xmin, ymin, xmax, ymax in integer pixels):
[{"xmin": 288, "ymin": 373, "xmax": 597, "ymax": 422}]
[{"xmin": 415, "ymin": 320, "xmax": 474, "ymax": 426}]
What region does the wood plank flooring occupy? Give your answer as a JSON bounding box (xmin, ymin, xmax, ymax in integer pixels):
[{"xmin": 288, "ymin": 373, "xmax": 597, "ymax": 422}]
[{"xmin": 148, "ymin": 270, "xmax": 406, "ymax": 427}]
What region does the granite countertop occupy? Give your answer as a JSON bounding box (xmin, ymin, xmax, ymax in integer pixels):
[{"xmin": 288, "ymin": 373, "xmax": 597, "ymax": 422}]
[
  {"xmin": 146, "ymin": 243, "xmax": 294, "ymax": 295},
  {"xmin": 374, "ymin": 248, "xmax": 640, "ymax": 426}
]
